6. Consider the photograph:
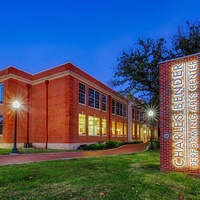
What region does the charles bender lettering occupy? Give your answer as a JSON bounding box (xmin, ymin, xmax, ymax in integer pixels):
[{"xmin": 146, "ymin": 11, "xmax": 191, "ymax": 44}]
[{"xmin": 171, "ymin": 61, "xmax": 199, "ymax": 169}]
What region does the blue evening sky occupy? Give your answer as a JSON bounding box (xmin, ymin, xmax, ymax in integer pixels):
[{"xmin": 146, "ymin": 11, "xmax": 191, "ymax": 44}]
[{"xmin": 0, "ymin": 0, "xmax": 199, "ymax": 86}]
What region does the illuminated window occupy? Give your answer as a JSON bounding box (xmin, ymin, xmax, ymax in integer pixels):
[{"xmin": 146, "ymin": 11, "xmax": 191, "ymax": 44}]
[
  {"xmin": 124, "ymin": 123, "xmax": 127, "ymax": 136},
  {"xmin": 89, "ymin": 88, "xmax": 100, "ymax": 109},
  {"xmin": 117, "ymin": 122, "xmax": 123, "ymax": 137},
  {"xmin": 79, "ymin": 83, "xmax": 85, "ymax": 104},
  {"xmin": 0, "ymin": 84, "xmax": 3, "ymax": 104},
  {"xmin": 123, "ymin": 105, "xmax": 127, "ymax": 118},
  {"xmin": 88, "ymin": 116, "xmax": 100, "ymax": 136},
  {"xmin": 137, "ymin": 125, "xmax": 140, "ymax": 139},
  {"xmin": 112, "ymin": 120, "xmax": 115, "ymax": 136},
  {"xmin": 102, "ymin": 119, "xmax": 107, "ymax": 136},
  {"xmin": 117, "ymin": 102, "xmax": 123, "ymax": 116},
  {"xmin": 132, "ymin": 123, "xmax": 135, "ymax": 137},
  {"xmin": 0, "ymin": 115, "xmax": 3, "ymax": 135},
  {"xmin": 102, "ymin": 94, "xmax": 107, "ymax": 111},
  {"xmin": 79, "ymin": 114, "xmax": 86, "ymax": 135},
  {"xmin": 112, "ymin": 99, "xmax": 115, "ymax": 114}
]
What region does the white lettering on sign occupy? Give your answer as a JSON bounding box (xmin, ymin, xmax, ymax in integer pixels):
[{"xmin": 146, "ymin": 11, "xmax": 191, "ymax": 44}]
[{"xmin": 171, "ymin": 61, "xmax": 199, "ymax": 169}]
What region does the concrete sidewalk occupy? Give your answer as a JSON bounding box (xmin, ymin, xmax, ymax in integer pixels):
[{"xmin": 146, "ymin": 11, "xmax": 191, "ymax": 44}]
[{"xmin": 0, "ymin": 143, "xmax": 148, "ymax": 166}]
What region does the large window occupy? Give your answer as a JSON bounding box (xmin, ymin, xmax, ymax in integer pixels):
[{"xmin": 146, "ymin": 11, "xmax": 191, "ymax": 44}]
[
  {"xmin": 124, "ymin": 123, "xmax": 127, "ymax": 136},
  {"xmin": 123, "ymin": 105, "xmax": 127, "ymax": 118},
  {"xmin": 132, "ymin": 123, "xmax": 135, "ymax": 138},
  {"xmin": 116, "ymin": 102, "xmax": 123, "ymax": 116},
  {"xmin": 117, "ymin": 122, "xmax": 123, "ymax": 137},
  {"xmin": 112, "ymin": 99, "xmax": 115, "ymax": 114},
  {"xmin": 79, "ymin": 83, "xmax": 85, "ymax": 104},
  {"xmin": 102, "ymin": 94, "xmax": 107, "ymax": 111},
  {"xmin": 0, "ymin": 84, "xmax": 3, "ymax": 104},
  {"xmin": 140, "ymin": 112, "xmax": 144, "ymax": 122},
  {"xmin": 88, "ymin": 116, "xmax": 100, "ymax": 136},
  {"xmin": 89, "ymin": 88, "xmax": 100, "ymax": 109},
  {"xmin": 102, "ymin": 119, "xmax": 107, "ymax": 136},
  {"xmin": 78, "ymin": 114, "xmax": 86, "ymax": 135},
  {"xmin": 0, "ymin": 115, "xmax": 3, "ymax": 135},
  {"xmin": 132, "ymin": 107, "xmax": 135, "ymax": 119},
  {"xmin": 137, "ymin": 110, "xmax": 140, "ymax": 121},
  {"xmin": 112, "ymin": 120, "xmax": 115, "ymax": 136}
]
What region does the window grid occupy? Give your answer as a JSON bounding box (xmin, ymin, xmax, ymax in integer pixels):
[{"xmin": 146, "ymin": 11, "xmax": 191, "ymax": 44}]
[
  {"xmin": 124, "ymin": 123, "xmax": 127, "ymax": 136},
  {"xmin": 79, "ymin": 83, "xmax": 86, "ymax": 104},
  {"xmin": 88, "ymin": 116, "xmax": 100, "ymax": 136},
  {"xmin": 0, "ymin": 84, "xmax": 3, "ymax": 104},
  {"xmin": 132, "ymin": 107, "xmax": 135, "ymax": 119},
  {"xmin": 102, "ymin": 119, "xmax": 107, "ymax": 136},
  {"xmin": 89, "ymin": 88, "xmax": 100, "ymax": 109},
  {"xmin": 102, "ymin": 94, "xmax": 107, "ymax": 111},
  {"xmin": 137, "ymin": 110, "xmax": 140, "ymax": 121},
  {"xmin": 78, "ymin": 114, "xmax": 86, "ymax": 135},
  {"xmin": 117, "ymin": 102, "xmax": 123, "ymax": 116},
  {"xmin": 112, "ymin": 99, "xmax": 115, "ymax": 114},
  {"xmin": 140, "ymin": 112, "xmax": 144, "ymax": 122},
  {"xmin": 117, "ymin": 122, "xmax": 123, "ymax": 137},
  {"xmin": 112, "ymin": 120, "xmax": 115, "ymax": 136},
  {"xmin": 123, "ymin": 105, "xmax": 127, "ymax": 118}
]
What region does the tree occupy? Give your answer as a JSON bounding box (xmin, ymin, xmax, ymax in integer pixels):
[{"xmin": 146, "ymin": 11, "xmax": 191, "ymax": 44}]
[
  {"xmin": 172, "ymin": 21, "xmax": 200, "ymax": 57},
  {"xmin": 111, "ymin": 20, "xmax": 200, "ymax": 102}
]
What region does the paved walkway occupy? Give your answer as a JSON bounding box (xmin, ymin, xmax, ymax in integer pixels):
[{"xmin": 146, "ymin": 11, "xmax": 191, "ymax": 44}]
[{"xmin": 0, "ymin": 143, "xmax": 148, "ymax": 166}]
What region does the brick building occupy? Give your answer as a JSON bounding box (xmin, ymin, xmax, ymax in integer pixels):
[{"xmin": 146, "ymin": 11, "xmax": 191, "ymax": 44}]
[
  {"xmin": 159, "ymin": 53, "xmax": 200, "ymax": 173},
  {"xmin": 0, "ymin": 62, "xmax": 158, "ymax": 149}
]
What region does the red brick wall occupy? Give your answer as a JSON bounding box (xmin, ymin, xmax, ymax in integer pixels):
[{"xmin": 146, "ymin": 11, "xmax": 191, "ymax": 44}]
[
  {"xmin": 0, "ymin": 62, "xmax": 147, "ymax": 149},
  {"xmin": 160, "ymin": 53, "xmax": 200, "ymax": 173},
  {"xmin": 0, "ymin": 78, "xmax": 28, "ymax": 144},
  {"xmin": 70, "ymin": 76, "xmax": 128, "ymax": 143}
]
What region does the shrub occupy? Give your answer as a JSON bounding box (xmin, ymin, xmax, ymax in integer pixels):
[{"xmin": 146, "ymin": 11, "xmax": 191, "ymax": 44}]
[
  {"xmin": 105, "ymin": 140, "xmax": 122, "ymax": 149},
  {"xmin": 122, "ymin": 141, "xmax": 143, "ymax": 145},
  {"xmin": 84, "ymin": 143, "xmax": 106, "ymax": 150}
]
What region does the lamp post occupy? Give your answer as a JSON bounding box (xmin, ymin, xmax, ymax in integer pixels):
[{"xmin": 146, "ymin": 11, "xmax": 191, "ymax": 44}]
[
  {"xmin": 148, "ymin": 110, "xmax": 154, "ymax": 150},
  {"xmin": 10, "ymin": 100, "xmax": 21, "ymax": 154}
]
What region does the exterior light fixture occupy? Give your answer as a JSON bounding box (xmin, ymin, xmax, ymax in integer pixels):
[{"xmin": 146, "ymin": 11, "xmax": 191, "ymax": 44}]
[
  {"xmin": 147, "ymin": 109, "xmax": 155, "ymax": 150},
  {"xmin": 10, "ymin": 100, "xmax": 21, "ymax": 154}
]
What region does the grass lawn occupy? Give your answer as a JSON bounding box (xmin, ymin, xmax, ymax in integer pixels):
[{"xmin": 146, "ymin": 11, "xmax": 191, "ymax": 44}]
[
  {"xmin": 0, "ymin": 148, "xmax": 80, "ymax": 155},
  {"xmin": 0, "ymin": 151, "xmax": 200, "ymax": 200}
]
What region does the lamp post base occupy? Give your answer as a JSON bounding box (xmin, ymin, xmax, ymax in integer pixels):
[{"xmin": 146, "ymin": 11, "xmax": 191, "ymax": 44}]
[
  {"xmin": 148, "ymin": 145, "xmax": 155, "ymax": 150},
  {"xmin": 10, "ymin": 148, "xmax": 19, "ymax": 155}
]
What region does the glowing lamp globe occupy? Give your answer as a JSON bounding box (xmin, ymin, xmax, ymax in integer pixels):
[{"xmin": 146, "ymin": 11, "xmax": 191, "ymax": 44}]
[
  {"xmin": 148, "ymin": 110, "xmax": 154, "ymax": 117},
  {"xmin": 12, "ymin": 101, "xmax": 21, "ymax": 109}
]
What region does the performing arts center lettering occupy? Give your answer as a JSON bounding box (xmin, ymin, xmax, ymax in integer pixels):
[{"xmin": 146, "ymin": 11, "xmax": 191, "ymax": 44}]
[{"xmin": 171, "ymin": 60, "xmax": 199, "ymax": 169}]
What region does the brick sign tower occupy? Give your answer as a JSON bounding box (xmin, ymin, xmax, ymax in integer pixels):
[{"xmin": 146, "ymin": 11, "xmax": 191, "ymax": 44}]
[{"xmin": 159, "ymin": 53, "xmax": 200, "ymax": 173}]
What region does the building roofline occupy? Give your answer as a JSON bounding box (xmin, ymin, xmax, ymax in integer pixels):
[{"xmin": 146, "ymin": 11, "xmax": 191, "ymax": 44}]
[
  {"xmin": 0, "ymin": 61, "xmax": 127, "ymax": 101},
  {"xmin": 159, "ymin": 52, "xmax": 200, "ymax": 65}
]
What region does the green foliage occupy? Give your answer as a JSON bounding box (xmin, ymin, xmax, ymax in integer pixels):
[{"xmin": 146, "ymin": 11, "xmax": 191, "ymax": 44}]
[
  {"xmin": 172, "ymin": 21, "xmax": 200, "ymax": 57},
  {"xmin": 105, "ymin": 140, "xmax": 122, "ymax": 148},
  {"xmin": 111, "ymin": 20, "xmax": 200, "ymax": 102},
  {"xmin": 79, "ymin": 140, "xmax": 123, "ymax": 150},
  {"xmin": 0, "ymin": 148, "xmax": 75, "ymax": 155},
  {"xmin": 83, "ymin": 143, "xmax": 106, "ymax": 150},
  {"xmin": 122, "ymin": 140, "xmax": 143, "ymax": 144}
]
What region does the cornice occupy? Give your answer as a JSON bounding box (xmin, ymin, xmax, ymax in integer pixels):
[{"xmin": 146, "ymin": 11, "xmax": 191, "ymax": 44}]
[{"xmin": 0, "ymin": 70, "xmax": 127, "ymax": 104}]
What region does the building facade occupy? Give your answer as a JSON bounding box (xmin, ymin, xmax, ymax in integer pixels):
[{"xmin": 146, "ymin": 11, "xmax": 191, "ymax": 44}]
[{"xmin": 0, "ymin": 62, "xmax": 158, "ymax": 149}]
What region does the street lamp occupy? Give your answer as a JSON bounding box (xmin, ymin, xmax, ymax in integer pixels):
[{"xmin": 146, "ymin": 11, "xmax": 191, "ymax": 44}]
[
  {"xmin": 10, "ymin": 100, "xmax": 21, "ymax": 154},
  {"xmin": 148, "ymin": 109, "xmax": 155, "ymax": 150}
]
